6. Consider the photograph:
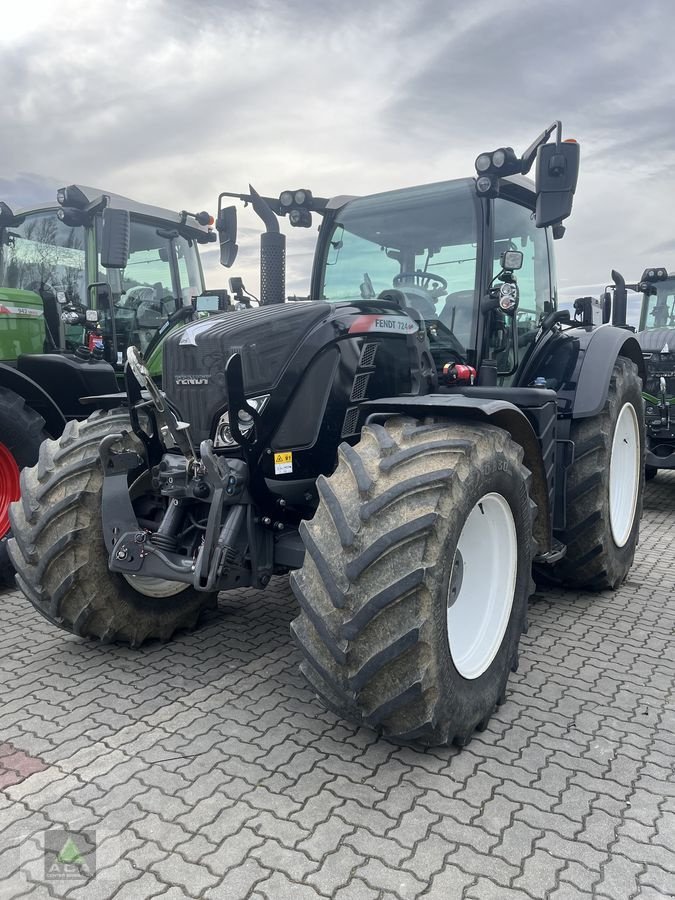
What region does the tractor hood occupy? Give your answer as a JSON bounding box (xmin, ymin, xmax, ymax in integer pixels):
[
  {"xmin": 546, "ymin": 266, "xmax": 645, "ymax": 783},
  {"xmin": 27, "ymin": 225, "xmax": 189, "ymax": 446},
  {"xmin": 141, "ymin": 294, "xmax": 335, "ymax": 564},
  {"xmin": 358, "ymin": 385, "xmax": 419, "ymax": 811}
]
[
  {"xmin": 162, "ymin": 302, "xmax": 332, "ymax": 443},
  {"xmin": 638, "ymin": 328, "xmax": 675, "ymax": 356}
]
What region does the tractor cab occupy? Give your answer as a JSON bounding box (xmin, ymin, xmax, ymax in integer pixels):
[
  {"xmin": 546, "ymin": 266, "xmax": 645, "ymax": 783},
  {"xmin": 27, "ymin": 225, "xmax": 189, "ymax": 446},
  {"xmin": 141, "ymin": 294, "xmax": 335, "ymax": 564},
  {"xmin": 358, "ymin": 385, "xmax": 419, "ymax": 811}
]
[
  {"xmin": 638, "ymin": 271, "xmax": 675, "ymax": 332},
  {"xmin": 0, "ymin": 186, "xmax": 219, "ymax": 380}
]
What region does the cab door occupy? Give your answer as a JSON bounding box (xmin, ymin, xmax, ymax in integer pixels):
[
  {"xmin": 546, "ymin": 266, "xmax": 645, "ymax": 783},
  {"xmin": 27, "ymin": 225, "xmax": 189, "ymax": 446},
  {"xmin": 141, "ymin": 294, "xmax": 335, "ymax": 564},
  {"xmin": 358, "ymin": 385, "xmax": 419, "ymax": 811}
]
[{"xmin": 487, "ymin": 197, "xmax": 554, "ymax": 382}]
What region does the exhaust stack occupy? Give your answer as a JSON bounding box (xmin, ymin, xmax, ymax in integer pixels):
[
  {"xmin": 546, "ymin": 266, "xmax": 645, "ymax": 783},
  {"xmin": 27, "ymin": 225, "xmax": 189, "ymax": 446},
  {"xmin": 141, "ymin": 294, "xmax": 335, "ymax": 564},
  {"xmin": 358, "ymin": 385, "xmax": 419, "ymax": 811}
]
[{"xmin": 249, "ymin": 185, "xmax": 285, "ymax": 305}]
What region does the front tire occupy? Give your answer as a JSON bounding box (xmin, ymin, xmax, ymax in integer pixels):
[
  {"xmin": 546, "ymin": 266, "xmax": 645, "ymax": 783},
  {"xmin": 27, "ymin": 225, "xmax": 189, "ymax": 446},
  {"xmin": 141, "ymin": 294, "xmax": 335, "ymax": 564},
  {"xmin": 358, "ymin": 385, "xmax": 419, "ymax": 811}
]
[
  {"xmin": 548, "ymin": 357, "xmax": 644, "ymax": 590},
  {"xmin": 8, "ymin": 410, "xmax": 214, "ymax": 646},
  {"xmin": 290, "ymin": 417, "xmax": 535, "ymax": 747}
]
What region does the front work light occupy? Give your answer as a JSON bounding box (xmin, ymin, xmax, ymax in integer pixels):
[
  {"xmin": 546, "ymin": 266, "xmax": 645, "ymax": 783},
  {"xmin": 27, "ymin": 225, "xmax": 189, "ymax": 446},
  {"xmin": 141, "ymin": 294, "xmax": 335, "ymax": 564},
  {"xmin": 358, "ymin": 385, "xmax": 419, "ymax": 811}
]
[{"xmin": 475, "ymin": 175, "xmax": 499, "ymax": 198}]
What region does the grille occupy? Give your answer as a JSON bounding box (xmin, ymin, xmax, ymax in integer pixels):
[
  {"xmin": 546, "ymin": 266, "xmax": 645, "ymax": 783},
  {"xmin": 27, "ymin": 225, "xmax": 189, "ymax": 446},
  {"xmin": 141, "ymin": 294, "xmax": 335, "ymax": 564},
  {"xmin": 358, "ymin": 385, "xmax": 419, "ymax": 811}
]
[
  {"xmin": 350, "ymin": 373, "xmax": 371, "ymax": 402},
  {"xmin": 646, "ymin": 354, "xmax": 675, "ymax": 397},
  {"xmin": 341, "ymin": 407, "xmax": 360, "ymax": 437},
  {"xmin": 359, "ymin": 342, "xmax": 378, "ymax": 368}
]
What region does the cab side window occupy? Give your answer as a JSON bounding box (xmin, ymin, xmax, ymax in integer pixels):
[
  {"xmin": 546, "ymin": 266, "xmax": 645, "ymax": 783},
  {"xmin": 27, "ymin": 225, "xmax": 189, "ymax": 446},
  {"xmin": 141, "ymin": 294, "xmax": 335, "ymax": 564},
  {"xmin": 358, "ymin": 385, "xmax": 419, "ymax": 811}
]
[
  {"xmin": 2, "ymin": 212, "xmax": 86, "ymax": 304},
  {"xmin": 493, "ymin": 199, "xmax": 552, "ymax": 343},
  {"xmin": 493, "ymin": 197, "xmax": 552, "ymax": 327}
]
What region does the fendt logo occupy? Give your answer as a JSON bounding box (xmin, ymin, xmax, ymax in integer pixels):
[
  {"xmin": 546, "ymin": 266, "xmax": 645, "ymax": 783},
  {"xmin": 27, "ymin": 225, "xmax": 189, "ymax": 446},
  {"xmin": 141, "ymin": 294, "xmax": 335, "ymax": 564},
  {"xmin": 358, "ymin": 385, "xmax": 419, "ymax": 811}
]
[{"xmin": 174, "ymin": 375, "xmax": 210, "ymax": 386}]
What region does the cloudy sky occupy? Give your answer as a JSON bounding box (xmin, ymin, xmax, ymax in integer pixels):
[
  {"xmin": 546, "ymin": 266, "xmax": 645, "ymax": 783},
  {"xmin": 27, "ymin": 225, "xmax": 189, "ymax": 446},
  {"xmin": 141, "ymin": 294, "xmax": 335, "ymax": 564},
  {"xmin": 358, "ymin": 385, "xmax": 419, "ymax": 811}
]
[{"xmin": 2, "ymin": 0, "xmax": 674, "ymax": 310}]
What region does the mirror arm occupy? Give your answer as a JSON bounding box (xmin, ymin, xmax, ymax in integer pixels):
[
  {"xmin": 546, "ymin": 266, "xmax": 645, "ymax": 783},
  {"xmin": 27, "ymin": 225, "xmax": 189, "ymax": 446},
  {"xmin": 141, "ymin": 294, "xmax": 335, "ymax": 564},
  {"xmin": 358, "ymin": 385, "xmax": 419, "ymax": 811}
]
[{"xmin": 520, "ymin": 120, "xmax": 561, "ymax": 174}]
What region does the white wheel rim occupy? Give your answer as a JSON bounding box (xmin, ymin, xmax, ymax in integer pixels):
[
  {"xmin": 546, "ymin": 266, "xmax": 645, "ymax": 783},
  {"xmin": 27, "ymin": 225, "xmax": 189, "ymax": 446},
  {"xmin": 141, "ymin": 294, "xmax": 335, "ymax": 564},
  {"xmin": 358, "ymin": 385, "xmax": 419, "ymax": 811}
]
[
  {"xmin": 123, "ymin": 574, "xmax": 189, "ymax": 598},
  {"xmin": 446, "ymin": 492, "xmax": 518, "ymax": 680},
  {"xmin": 609, "ymin": 402, "xmax": 640, "ymax": 548}
]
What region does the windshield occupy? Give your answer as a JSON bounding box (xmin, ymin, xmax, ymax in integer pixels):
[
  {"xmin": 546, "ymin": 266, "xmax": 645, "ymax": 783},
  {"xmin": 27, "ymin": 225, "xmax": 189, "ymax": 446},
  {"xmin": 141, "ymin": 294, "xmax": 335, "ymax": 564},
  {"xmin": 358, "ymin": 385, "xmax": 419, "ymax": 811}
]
[
  {"xmin": 641, "ymin": 277, "xmax": 675, "ymax": 330},
  {"xmin": 100, "ymin": 218, "xmax": 204, "ymax": 357},
  {"xmin": 321, "ymin": 180, "xmax": 479, "ymax": 352}
]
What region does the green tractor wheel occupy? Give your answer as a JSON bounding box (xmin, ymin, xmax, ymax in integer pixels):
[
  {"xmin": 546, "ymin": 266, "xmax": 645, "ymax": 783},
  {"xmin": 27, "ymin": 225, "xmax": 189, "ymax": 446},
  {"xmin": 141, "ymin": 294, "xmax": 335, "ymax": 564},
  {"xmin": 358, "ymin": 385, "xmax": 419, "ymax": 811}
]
[{"xmin": 0, "ymin": 388, "xmax": 49, "ymax": 586}]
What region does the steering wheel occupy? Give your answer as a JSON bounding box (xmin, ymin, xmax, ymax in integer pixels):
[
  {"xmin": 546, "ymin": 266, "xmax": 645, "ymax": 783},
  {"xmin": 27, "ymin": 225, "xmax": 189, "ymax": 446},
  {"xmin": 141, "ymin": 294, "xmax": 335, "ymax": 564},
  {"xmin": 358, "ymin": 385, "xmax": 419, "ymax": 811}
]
[{"xmin": 394, "ymin": 271, "xmax": 448, "ymax": 293}]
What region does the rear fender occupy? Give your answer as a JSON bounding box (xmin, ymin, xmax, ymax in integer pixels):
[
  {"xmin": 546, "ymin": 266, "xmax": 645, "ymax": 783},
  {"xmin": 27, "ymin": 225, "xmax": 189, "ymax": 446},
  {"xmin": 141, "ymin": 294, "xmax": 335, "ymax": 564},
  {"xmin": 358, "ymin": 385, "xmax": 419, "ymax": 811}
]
[
  {"xmin": 572, "ymin": 327, "xmax": 645, "ymax": 418},
  {"xmin": 359, "ymin": 394, "xmax": 552, "ymax": 554}
]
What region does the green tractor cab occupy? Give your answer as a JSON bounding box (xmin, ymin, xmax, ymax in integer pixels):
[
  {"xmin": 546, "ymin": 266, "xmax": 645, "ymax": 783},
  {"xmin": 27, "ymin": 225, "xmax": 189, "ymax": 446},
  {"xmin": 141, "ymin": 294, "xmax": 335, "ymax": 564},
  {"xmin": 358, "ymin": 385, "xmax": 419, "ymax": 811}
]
[
  {"xmin": 634, "ymin": 268, "xmax": 675, "ymax": 477},
  {"xmin": 0, "ymin": 185, "xmax": 241, "ymax": 580}
]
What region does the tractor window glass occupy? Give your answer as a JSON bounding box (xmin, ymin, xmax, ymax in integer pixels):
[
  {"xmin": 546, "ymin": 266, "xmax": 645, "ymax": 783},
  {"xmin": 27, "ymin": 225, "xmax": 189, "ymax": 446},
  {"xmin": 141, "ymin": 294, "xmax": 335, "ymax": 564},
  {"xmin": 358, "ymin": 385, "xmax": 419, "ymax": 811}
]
[
  {"xmin": 0, "ymin": 211, "xmax": 86, "ymax": 304},
  {"xmin": 175, "ymin": 237, "xmax": 204, "ymax": 304},
  {"xmin": 321, "ymin": 181, "xmax": 480, "ymax": 352},
  {"xmin": 643, "ymin": 278, "xmax": 675, "ymax": 330},
  {"xmin": 493, "ymin": 199, "xmax": 551, "ymax": 355},
  {"xmin": 99, "ymin": 219, "xmax": 183, "ymax": 355}
]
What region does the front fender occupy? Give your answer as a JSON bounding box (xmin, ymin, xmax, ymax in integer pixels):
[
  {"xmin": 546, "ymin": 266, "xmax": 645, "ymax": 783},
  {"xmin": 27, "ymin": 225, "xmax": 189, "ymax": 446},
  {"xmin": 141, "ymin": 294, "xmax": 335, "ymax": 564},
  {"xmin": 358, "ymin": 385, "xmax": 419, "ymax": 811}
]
[{"xmin": 358, "ymin": 393, "xmax": 554, "ymax": 555}]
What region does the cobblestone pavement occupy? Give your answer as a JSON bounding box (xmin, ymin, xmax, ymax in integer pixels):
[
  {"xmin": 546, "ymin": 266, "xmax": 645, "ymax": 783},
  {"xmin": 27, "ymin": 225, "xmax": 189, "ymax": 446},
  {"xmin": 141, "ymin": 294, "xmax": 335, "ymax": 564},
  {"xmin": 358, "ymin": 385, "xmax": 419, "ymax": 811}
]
[{"xmin": 1, "ymin": 476, "xmax": 674, "ymax": 900}]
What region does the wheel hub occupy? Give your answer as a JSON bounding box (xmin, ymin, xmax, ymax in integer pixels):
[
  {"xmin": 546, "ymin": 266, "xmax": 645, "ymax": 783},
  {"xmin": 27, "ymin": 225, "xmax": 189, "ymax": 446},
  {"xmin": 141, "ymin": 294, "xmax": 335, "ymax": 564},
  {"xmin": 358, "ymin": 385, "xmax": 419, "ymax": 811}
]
[{"xmin": 447, "ymin": 550, "xmax": 464, "ymax": 608}]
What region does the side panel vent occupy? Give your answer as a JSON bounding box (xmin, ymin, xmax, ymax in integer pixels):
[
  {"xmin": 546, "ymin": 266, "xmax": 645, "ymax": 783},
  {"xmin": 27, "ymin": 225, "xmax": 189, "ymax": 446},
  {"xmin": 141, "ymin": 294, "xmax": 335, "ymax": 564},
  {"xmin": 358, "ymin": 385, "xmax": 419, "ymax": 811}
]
[
  {"xmin": 350, "ymin": 373, "xmax": 371, "ymax": 402},
  {"xmin": 341, "ymin": 407, "xmax": 360, "ymax": 437},
  {"xmin": 359, "ymin": 342, "xmax": 378, "ymax": 368}
]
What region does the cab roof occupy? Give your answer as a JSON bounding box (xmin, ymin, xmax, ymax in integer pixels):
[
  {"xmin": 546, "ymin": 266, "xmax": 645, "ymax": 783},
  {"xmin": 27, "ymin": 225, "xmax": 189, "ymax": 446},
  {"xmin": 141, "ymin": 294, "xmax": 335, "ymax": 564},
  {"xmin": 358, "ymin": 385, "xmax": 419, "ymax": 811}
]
[{"xmin": 14, "ymin": 184, "xmax": 213, "ymax": 239}]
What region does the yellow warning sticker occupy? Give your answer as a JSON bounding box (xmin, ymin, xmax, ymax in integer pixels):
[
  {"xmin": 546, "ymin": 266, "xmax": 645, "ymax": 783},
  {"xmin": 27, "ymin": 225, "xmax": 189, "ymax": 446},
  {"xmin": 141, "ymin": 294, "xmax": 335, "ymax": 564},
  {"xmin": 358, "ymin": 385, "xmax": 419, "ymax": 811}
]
[{"xmin": 274, "ymin": 451, "xmax": 293, "ymax": 474}]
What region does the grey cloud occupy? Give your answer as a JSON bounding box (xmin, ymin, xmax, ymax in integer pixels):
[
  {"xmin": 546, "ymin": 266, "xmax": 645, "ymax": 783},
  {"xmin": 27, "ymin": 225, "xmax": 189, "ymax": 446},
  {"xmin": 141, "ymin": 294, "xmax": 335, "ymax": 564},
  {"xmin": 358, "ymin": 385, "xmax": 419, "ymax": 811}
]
[{"xmin": 1, "ymin": 0, "xmax": 674, "ymax": 297}]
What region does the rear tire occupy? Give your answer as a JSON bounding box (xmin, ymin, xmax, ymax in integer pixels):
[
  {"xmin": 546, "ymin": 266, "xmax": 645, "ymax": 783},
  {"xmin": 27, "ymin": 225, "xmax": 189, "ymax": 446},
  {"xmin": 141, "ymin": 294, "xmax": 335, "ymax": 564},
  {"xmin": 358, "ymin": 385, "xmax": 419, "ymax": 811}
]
[
  {"xmin": 8, "ymin": 409, "xmax": 215, "ymax": 645},
  {"xmin": 0, "ymin": 389, "xmax": 49, "ymax": 586},
  {"xmin": 290, "ymin": 417, "xmax": 535, "ymax": 747},
  {"xmin": 547, "ymin": 357, "xmax": 644, "ymax": 590}
]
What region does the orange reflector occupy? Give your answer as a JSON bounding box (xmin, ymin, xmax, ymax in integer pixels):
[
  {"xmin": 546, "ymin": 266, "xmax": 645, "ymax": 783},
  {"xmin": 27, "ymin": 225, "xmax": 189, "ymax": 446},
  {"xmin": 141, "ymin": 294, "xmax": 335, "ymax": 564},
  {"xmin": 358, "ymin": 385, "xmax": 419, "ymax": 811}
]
[{"xmin": 563, "ymin": 138, "xmax": 578, "ymax": 143}]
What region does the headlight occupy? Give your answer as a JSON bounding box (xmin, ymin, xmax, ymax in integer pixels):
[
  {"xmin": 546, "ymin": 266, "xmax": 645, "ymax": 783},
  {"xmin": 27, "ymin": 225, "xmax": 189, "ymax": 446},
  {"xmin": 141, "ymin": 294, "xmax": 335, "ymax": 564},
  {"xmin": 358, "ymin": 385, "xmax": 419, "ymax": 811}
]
[{"xmin": 213, "ymin": 395, "xmax": 270, "ymax": 448}]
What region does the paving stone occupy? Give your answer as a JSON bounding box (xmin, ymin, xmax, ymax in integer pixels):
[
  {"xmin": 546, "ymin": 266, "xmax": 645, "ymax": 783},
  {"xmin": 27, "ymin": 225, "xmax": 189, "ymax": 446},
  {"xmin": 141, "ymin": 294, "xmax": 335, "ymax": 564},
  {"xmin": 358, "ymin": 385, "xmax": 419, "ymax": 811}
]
[
  {"xmin": 249, "ymin": 811, "xmax": 311, "ymax": 848},
  {"xmin": 1, "ymin": 479, "xmax": 674, "ymax": 900},
  {"xmin": 343, "ymin": 828, "xmax": 409, "ymax": 868},
  {"xmin": 464, "ymin": 877, "xmax": 534, "ymax": 899},
  {"xmin": 640, "ymin": 864, "xmax": 675, "ymax": 897},
  {"xmin": 200, "ymin": 828, "xmax": 265, "ymax": 875},
  {"xmin": 204, "ymin": 857, "xmax": 269, "ymax": 899},
  {"xmin": 256, "ymin": 872, "xmax": 328, "ymax": 900},
  {"xmin": 250, "ymin": 838, "xmax": 320, "ymax": 881},
  {"xmin": 298, "ymin": 815, "xmax": 355, "ymax": 862},
  {"xmin": 307, "ymin": 845, "xmax": 365, "ymax": 896},
  {"xmin": 356, "ymin": 857, "xmax": 427, "ymax": 897},
  {"xmin": 152, "ymin": 853, "xmax": 219, "ymax": 894}
]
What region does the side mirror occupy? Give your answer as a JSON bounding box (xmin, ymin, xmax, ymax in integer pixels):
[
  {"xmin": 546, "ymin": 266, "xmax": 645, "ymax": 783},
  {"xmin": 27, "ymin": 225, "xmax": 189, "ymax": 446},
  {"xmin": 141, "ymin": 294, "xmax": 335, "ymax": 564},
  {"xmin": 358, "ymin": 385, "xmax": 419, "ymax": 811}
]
[
  {"xmin": 101, "ymin": 208, "xmax": 130, "ymax": 269},
  {"xmin": 217, "ymin": 205, "xmax": 238, "ymax": 268},
  {"xmin": 535, "ymin": 140, "xmax": 580, "ymax": 228}
]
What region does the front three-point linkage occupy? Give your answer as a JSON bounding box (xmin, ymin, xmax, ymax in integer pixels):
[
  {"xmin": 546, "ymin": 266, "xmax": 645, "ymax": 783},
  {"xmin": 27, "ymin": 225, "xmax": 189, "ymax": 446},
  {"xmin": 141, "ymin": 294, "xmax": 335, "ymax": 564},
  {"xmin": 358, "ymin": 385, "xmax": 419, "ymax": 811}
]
[{"xmin": 101, "ymin": 347, "xmax": 254, "ymax": 593}]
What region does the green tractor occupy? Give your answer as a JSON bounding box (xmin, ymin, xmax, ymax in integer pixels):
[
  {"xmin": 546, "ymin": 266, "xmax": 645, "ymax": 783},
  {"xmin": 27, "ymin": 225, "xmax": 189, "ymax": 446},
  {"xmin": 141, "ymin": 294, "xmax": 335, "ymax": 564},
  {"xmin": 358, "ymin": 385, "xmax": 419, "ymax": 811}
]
[
  {"xmin": 0, "ymin": 185, "xmax": 238, "ymax": 580},
  {"xmin": 9, "ymin": 123, "xmax": 646, "ymax": 746},
  {"xmin": 632, "ymin": 268, "xmax": 674, "ymax": 479}
]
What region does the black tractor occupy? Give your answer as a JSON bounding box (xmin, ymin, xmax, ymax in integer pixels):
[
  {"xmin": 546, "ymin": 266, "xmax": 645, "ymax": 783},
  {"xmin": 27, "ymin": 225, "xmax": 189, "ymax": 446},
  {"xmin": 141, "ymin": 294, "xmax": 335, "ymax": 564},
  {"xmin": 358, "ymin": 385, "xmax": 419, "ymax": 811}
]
[{"xmin": 9, "ymin": 123, "xmax": 646, "ymax": 747}]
